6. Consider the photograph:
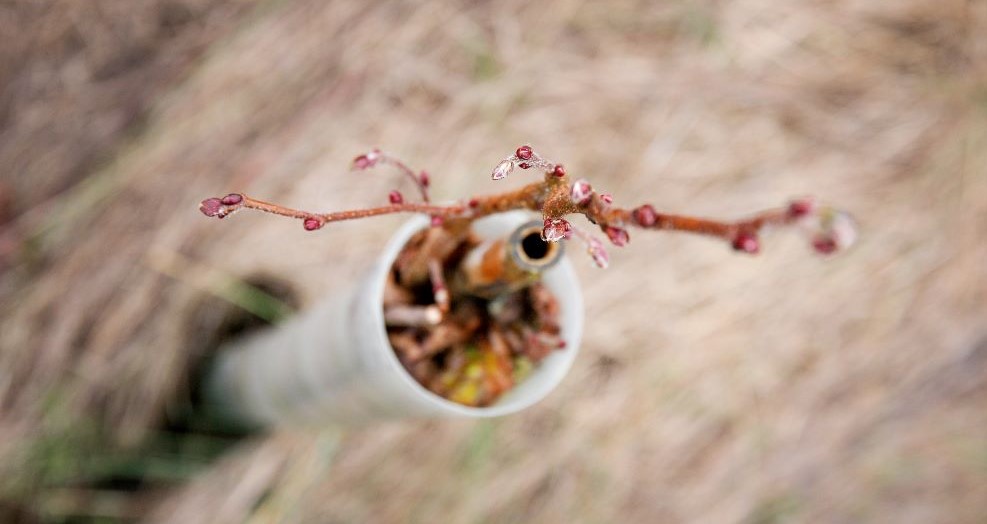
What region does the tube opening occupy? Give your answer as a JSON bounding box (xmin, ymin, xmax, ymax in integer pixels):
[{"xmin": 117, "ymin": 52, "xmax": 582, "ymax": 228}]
[{"xmin": 521, "ymin": 230, "xmax": 550, "ymax": 260}]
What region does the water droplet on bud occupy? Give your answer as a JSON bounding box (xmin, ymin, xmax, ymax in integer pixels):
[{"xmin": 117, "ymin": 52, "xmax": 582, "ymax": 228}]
[
  {"xmin": 199, "ymin": 198, "xmax": 223, "ymax": 217},
  {"xmin": 570, "ymin": 179, "xmax": 593, "ymax": 205},
  {"xmin": 491, "ymin": 160, "xmax": 514, "ymax": 181},
  {"xmin": 542, "ymin": 218, "xmax": 571, "ymax": 242}
]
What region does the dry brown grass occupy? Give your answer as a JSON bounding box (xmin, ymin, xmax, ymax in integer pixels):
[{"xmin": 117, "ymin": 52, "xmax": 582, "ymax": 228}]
[{"xmin": 1, "ymin": 0, "xmax": 985, "ymax": 522}]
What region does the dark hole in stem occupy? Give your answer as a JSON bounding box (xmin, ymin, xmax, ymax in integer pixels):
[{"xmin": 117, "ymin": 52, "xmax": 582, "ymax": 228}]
[{"xmin": 521, "ymin": 231, "xmax": 550, "ymax": 260}]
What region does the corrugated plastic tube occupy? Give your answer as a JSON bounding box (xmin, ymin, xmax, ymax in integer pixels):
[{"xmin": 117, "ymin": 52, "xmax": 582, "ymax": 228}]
[{"xmin": 204, "ymin": 211, "xmax": 583, "ymax": 427}]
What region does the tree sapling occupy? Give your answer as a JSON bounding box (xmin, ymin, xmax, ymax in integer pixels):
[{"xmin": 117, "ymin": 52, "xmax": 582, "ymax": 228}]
[{"xmin": 200, "ymin": 145, "xmax": 856, "ymax": 410}]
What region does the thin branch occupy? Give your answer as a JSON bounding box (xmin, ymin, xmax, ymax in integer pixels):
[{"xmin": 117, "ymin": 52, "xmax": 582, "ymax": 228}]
[
  {"xmin": 351, "ymin": 148, "xmax": 432, "ymax": 202},
  {"xmin": 201, "ymin": 145, "xmax": 857, "ymax": 265},
  {"xmin": 201, "ymin": 183, "xmax": 545, "ymax": 230},
  {"xmin": 428, "ymin": 258, "xmax": 450, "ymax": 314}
]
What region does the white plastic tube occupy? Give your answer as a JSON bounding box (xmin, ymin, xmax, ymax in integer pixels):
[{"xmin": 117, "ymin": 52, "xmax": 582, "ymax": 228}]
[{"xmin": 204, "ymin": 211, "xmax": 583, "ymax": 427}]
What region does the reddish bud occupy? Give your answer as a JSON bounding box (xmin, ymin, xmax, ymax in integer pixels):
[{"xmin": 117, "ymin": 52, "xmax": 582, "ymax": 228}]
[
  {"xmin": 303, "ymin": 217, "xmax": 323, "ymax": 231},
  {"xmin": 570, "ymin": 179, "xmax": 593, "ymax": 205},
  {"xmin": 587, "ymin": 237, "xmax": 610, "ymax": 268},
  {"xmin": 604, "ymin": 226, "xmax": 629, "ymax": 247},
  {"xmin": 812, "ymin": 236, "xmax": 838, "ymax": 254},
  {"xmin": 221, "ymin": 193, "xmax": 243, "ymax": 205},
  {"xmin": 788, "ymin": 198, "xmax": 815, "ymax": 218},
  {"xmin": 419, "ymin": 171, "xmax": 430, "ymax": 187},
  {"xmin": 199, "ymin": 198, "xmax": 223, "ymax": 217},
  {"xmin": 552, "ymin": 164, "xmax": 566, "ymax": 178},
  {"xmin": 542, "ymin": 218, "xmax": 571, "ymax": 242},
  {"xmin": 515, "ymin": 145, "xmax": 533, "ymax": 160},
  {"xmin": 632, "ymin": 204, "xmax": 658, "ymax": 227},
  {"xmin": 518, "ymin": 162, "xmax": 532, "ymax": 169},
  {"xmin": 822, "ymin": 209, "xmax": 857, "ymax": 251},
  {"xmin": 806, "ymin": 208, "xmax": 857, "ymax": 255},
  {"xmin": 732, "ymin": 231, "xmax": 760, "ymax": 254},
  {"xmin": 468, "ymin": 198, "xmax": 480, "ymax": 208},
  {"xmin": 599, "ymin": 192, "xmax": 613, "ymax": 205},
  {"xmin": 352, "ymin": 149, "xmax": 381, "ymax": 170},
  {"xmin": 388, "ymin": 190, "xmax": 404, "ymax": 205},
  {"xmin": 430, "ymin": 215, "xmax": 445, "ymax": 228}
]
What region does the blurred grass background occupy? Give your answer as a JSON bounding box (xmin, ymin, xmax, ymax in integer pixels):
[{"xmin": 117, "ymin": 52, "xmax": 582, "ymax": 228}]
[{"xmin": 1, "ymin": 0, "xmax": 985, "ymax": 522}]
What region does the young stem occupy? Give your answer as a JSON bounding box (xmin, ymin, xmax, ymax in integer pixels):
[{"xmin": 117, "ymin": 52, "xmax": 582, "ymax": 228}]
[{"xmin": 201, "ymin": 145, "xmax": 855, "ymax": 261}]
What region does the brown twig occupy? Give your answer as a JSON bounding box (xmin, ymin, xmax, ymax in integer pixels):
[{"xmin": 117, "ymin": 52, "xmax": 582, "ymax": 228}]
[
  {"xmin": 428, "ymin": 258, "xmax": 450, "ymax": 314},
  {"xmin": 383, "ymin": 304, "xmax": 442, "ymax": 327},
  {"xmin": 351, "ymin": 148, "xmax": 432, "ymax": 203},
  {"xmin": 394, "ymin": 227, "xmax": 464, "ymax": 286},
  {"xmin": 383, "ymin": 272, "xmax": 414, "ymax": 306}
]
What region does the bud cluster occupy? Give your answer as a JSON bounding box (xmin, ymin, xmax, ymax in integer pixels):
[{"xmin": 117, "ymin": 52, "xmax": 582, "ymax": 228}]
[
  {"xmin": 785, "ymin": 197, "xmax": 858, "ymax": 256},
  {"xmin": 542, "ymin": 218, "xmax": 572, "ymax": 242},
  {"xmin": 570, "ymin": 179, "xmax": 593, "ymax": 206},
  {"xmin": 199, "ymin": 193, "xmax": 243, "ymax": 219},
  {"xmin": 490, "ymin": 144, "xmax": 557, "ymax": 181}
]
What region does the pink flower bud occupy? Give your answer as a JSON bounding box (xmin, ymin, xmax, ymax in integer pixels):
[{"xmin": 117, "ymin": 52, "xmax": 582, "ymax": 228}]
[
  {"xmin": 352, "ymin": 149, "xmax": 381, "ymax": 170},
  {"xmin": 491, "ymin": 160, "xmax": 514, "ymax": 181},
  {"xmin": 587, "ymin": 237, "xmax": 610, "ymax": 269},
  {"xmin": 199, "ymin": 198, "xmax": 223, "ymax": 217},
  {"xmin": 812, "ymin": 236, "xmax": 837, "ymax": 254},
  {"xmin": 788, "ymin": 198, "xmax": 815, "ymax": 219},
  {"xmin": 518, "ymin": 162, "xmax": 532, "ymax": 169},
  {"xmin": 419, "ymin": 171, "xmax": 430, "ymax": 187},
  {"xmin": 552, "ymin": 164, "xmax": 566, "ymax": 178},
  {"xmin": 812, "ymin": 209, "xmax": 857, "ymax": 254},
  {"xmin": 303, "ymin": 217, "xmax": 323, "ymax": 231},
  {"xmin": 604, "ymin": 226, "xmax": 629, "ymax": 246},
  {"xmin": 570, "ymin": 179, "xmax": 593, "ymax": 205},
  {"xmin": 388, "ymin": 190, "xmax": 404, "ymax": 205},
  {"xmin": 542, "ymin": 218, "xmax": 571, "ymax": 242},
  {"xmin": 515, "ymin": 145, "xmax": 533, "ymax": 160},
  {"xmin": 732, "ymin": 231, "xmax": 760, "ymax": 254},
  {"xmin": 825, "ymin": 209, "xmax": 857, "ymax": 249},
  {"xmin": 468, "ymin": 198, "xmax": 479, "ymax": 208},
  {"xmin": 599, "ymin": 192, "xmax": 613, "ymax": 205},
  {"xmin": 221, "ymin": 193, "xmax": 243, "ymax": 205},
  {"xmin": 632, "ymin": 204, "xmax": 658, "ymax": 227},
  {"xmin": 430, "ymin": 215, "xmax": 445, "ymax": 228}
]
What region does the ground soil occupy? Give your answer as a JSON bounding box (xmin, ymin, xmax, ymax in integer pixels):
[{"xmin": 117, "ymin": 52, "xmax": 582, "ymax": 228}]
[{"xmin": 1, "ymin": 1, "xmax": 985, "ymax": 522}]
